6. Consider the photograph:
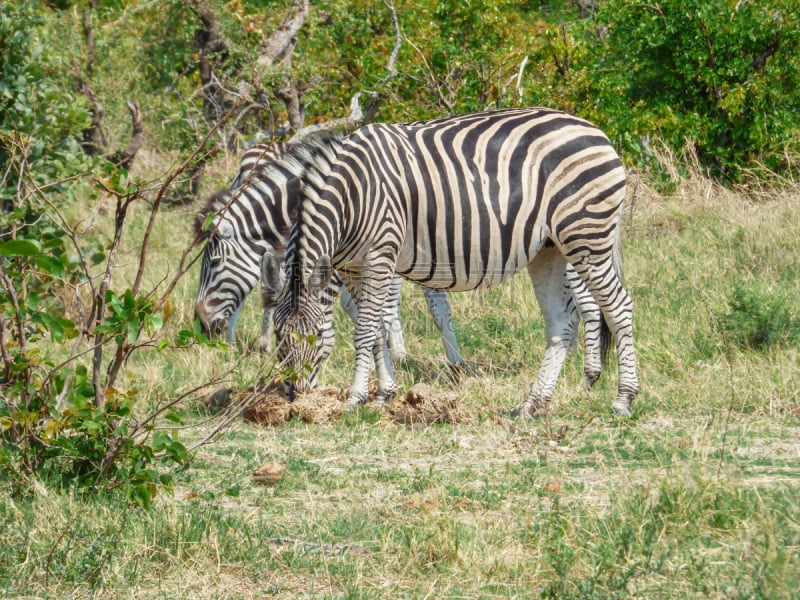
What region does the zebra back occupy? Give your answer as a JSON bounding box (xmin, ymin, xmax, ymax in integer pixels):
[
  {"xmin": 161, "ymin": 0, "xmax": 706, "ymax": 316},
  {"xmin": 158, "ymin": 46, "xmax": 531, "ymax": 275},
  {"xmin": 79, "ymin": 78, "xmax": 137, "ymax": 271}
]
[{"xmin": 232, "ymin": 142, "xmax": 293, "ymax": 189}]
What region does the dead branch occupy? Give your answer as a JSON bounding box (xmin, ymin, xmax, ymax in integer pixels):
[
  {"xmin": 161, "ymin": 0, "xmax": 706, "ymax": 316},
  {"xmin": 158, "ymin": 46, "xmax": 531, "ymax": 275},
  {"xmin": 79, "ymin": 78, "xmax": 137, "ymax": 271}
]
[
  {"xmin": 384, "ymin": 0, "xmax": 401, "ymax": 77},
  {"xmin": 77, "ymin": 5, "xmax": 144, "ymax": 171},
  {"xmin": 193, "ymin": 0, "xmax": 228, "ymax": 96},
  {"xmin": 276, "ymin": 84, "xmax": 306, "ymax": 131},
  {"xmin": 78, "ymin": 5, "xmax": 106, "ymax": 157},
  {"xmin": 290, "ymin": 93, "xmax": 365, "ymax": 141},
  {"xmin": 107, "ymin": 101, "xmax": 144, "ymax": 171},
  {"xmin": 256, "ymin": 0, "xmax": 309, "ymax": 69}
]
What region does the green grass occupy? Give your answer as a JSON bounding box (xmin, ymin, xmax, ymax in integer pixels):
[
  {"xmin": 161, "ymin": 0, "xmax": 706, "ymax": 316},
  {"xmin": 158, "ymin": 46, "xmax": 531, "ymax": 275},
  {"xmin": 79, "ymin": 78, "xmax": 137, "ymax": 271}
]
[{"xmin": 2, "ymin": 172, "xmax": 800, "ymax": 597}]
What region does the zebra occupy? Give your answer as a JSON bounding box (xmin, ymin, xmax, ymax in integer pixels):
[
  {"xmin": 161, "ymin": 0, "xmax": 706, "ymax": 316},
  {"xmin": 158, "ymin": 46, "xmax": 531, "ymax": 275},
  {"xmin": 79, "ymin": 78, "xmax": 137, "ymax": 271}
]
[
  {"xmin": 228, "ymin": 142, "xmax": 463, "ymax": 369},
  {"xmin": 263, "ymin": 108, "xmax": 639, "ymax": 417},
  {"xmin": 192, "ymin": 140, "xmax": 466, "ymax": 377},
  {"xmin": 213, "ymin": 140, "xmax": 607, "ymax": 389}
]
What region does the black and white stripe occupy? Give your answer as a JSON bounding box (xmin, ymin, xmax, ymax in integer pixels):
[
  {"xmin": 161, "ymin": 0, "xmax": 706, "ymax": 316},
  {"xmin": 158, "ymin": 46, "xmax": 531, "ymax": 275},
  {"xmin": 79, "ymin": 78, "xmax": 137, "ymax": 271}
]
[{"xmin": 265, "ymin": 108, "xmax": 638, "ymax": 416}]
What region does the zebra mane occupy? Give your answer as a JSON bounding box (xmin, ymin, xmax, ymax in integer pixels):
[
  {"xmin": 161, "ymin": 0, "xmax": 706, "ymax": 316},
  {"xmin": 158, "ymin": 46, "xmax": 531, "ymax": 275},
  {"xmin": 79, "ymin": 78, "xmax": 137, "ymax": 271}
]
[
  {"xmin": 287, "ymin": 131, "xmax": 346, "ymax": 186},
  {"xmin": 192, "ymin": 132, "xmax": 345, "ymax": 241},
  {"xmin": 280, "ymin": 131, "xmax": 347, "ymax": 307}
]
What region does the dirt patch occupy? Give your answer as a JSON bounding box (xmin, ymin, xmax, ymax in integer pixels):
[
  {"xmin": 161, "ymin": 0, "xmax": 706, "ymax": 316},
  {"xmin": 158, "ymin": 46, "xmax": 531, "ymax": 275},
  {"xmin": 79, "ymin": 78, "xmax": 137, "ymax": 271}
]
[{"xmin": 387, "ymin": 383, "xmax": 469, "ymax": 427}]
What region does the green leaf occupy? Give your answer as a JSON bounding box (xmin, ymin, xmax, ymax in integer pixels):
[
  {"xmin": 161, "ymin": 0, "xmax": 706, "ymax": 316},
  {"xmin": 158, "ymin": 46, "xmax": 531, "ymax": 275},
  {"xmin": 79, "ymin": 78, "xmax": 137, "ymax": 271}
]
[
  {"xmin": 34, "ymin": 254, "xmax": 65, "ymax": 278},
  {"xmin": 164, "ymin": 409, "xmax": 183, "ymax": 424},
  {"xmin": 126, "ymin": 317, "xmax": 141, "ymax": 344},
  {"xmin": 146, "ymin": 312, "xmax": 164, "ymax": 333},
  {"xmin": 30, "ymin": 310, "xmax": 74, "ymax": 342},
  {"xmin": 0, "ymin": 239, "xmax": 40, "ymax": 256}
]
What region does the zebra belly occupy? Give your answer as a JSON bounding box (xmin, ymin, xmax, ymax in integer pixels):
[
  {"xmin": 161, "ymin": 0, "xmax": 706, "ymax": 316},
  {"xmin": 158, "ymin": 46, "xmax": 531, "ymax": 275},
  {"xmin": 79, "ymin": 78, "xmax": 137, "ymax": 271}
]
[{"xmin": 395, "ymin": 224, "xmax": 550, "ymax": 291}]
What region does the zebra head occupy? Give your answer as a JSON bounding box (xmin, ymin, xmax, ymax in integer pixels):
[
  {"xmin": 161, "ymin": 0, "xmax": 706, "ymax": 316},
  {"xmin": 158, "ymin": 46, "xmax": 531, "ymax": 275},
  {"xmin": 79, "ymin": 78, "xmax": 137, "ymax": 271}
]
[
  {"xmin": 194, "ymin": 189, "xmax": 262, "ymax": 342},
  {"xmin": 262, "ymin": 246, "xmax": 333, "ymax": 400}
]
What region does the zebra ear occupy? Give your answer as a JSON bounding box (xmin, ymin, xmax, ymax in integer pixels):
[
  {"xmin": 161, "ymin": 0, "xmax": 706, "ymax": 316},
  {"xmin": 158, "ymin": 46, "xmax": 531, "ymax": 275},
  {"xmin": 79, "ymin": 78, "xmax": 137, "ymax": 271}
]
[
  {"xmin": 309, "ymin": 255, "xmax": 333, "ymax": 298},
  {"xmin": 261, "ymin": 248, "xmax": 285, "ymax": 300}
]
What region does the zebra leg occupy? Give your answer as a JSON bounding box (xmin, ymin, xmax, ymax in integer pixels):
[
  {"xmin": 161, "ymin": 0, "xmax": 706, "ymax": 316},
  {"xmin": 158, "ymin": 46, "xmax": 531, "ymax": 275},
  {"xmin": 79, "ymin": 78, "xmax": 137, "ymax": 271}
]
[
  {"xmin": 317, "ymin": 276, "xmax": 343, "ymax": 364},
  {"xmin": 371, "ymin": 314, "xmax": 397, "ymax": 407},
  {"xmin": 318, "ymin": 298, "xmax": 337, "ymax": 364},
  {"xmin": 571, "ymin": 258, "xmax": 639, "ymax": 417},
  {"xmin": 339, "ymin": 286, "xmax": 359, "ymax": 322},
  {"xmin": 343, "ymin": 272, "xmax": 398, "ymax": 410},
  {"xmin": 422, "ymin": 287, "xmax": 465, "ymax": 383},
  {"xmin": 259, "ymin": 249, "xmax": 285, "ymax": 353},
  {"xmin": 384, "ymin": 276, "xmax": 408, "ymax": 363},
  {"xmin": 567, "ymin": 265, "xmax": 605, "ymax": 388},
  {"xmin": 258, "ymin": 306, "xmax": 274, "ymax": 353},
  {"xmin": 512, "ymin": 247, "xmax": 579, "ymax": 418},
  {"xmin": 341, "ymin": 282, "xmax": 402, "ymax": 365}
]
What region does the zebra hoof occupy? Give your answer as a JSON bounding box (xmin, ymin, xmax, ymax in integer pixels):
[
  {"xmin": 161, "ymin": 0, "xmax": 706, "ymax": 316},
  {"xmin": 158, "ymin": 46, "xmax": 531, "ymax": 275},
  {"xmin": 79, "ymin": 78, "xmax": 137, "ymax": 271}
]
[
  {"xmin": 447, "ymin": 362, "xmax": 464, "ymax": 387},
  {"xmin": 581, "ymin": 370, "xmax": 601, "ymax": 389},
  {"xmin": 389, "ymin": 349, "xmax": 408, "ymax": 364},
  {"xmin": 511, "ymin": 400, "xmax": 548, "ymax": 419},
  {"xmin": 344, "ymin": 391, "xmax": 369, "ymax": 412},
  {"xmin": 344, "ymin": 399, "xmax": 362, "ymax": 412},
  {"xmin": 611, "ymin": 397, "xmax": 633, "ymax": 418},
  {"xmin": 257, "ymin": 337, "xmax": 272, "ymax": 354},
  {"xmin": 373, "ymin": 386, "xmax": 398, "ymax": 408}
]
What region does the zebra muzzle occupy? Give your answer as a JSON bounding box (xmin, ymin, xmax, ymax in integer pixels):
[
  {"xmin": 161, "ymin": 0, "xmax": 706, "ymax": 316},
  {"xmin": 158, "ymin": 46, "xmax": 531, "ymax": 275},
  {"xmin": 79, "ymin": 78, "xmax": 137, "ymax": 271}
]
[{"xmin": 194, "ymin": 306, "xmax": 228, "ymax": 339}]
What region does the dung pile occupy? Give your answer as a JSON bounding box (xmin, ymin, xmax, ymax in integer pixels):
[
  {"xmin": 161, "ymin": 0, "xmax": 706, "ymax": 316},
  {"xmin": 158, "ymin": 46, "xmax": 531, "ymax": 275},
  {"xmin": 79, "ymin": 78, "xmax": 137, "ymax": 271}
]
[
  {"xmin": 221, "ymin": 382, "xmax": 346, "ymax": 426},
  {"xmin": 387, "ymin": 383, "xmax": 468, "ymax": 427},
  {"xmin": 289, "ymin": 385, "xmax": 345, "ymax": 423},
  {"xmin": 206, "ymin": 379, "xmax": 465, "ymax": 428},
  {"xmin": 240, "ymin": 382, "xmax": 291, "ymax": 426},
  {"xmin": 252, "ymin": 461, "xmax": 285, "ymax": 485}
]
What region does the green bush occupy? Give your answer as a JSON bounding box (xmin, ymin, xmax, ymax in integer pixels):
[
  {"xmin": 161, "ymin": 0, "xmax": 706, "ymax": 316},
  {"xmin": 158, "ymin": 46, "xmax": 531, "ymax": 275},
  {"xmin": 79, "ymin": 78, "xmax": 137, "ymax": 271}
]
[
  {"xmin": 0, "ymin": 5, "xmax": 198, "ymax": 504},
  {"xmin": 714, "ymin": 282, "xmax": 800, "ymax": 351},
  {"xmin": 531, "ymin": 0, "xmax": 800, "ymax": 183},
  {"xmin": 0, "ymin": 175, "xmax": 194, "ymax": 508},
  {"xmin": 603, "ymin": 0, "xmax": 799, "ymax": 181},
  {"xmin": 0, "ymin": 3, "xmax": 90, "ymax": 182}
]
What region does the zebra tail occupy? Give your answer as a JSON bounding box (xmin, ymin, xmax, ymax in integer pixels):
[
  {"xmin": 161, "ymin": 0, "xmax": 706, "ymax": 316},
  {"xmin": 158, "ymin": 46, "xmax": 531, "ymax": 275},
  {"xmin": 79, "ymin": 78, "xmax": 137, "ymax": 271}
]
[{"xmin": 599, "ymin": 225, "xmax": 625, "ymax": 365}]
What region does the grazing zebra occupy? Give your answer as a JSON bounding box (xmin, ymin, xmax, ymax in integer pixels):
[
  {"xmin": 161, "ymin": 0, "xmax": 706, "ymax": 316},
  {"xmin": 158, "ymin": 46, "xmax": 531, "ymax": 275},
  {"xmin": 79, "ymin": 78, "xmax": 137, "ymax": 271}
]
[
  {"xmin": 228, "ymin": 143, "xmax": 463, "ymax": 368},
  {"xmin": 193, "ymin": 141, "xmax": 466, "ymax": 376},
  {"xmin": 263, "ymin": 108, "xmax": 638, "ymax": 416}
]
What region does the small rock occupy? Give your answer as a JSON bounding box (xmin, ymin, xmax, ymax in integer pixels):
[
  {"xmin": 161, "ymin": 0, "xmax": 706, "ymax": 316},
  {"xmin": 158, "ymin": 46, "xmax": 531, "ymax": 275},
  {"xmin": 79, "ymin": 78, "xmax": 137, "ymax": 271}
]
[{"xmin": 253, "ymin": 462, "xmax": 285, "ymax": 485}]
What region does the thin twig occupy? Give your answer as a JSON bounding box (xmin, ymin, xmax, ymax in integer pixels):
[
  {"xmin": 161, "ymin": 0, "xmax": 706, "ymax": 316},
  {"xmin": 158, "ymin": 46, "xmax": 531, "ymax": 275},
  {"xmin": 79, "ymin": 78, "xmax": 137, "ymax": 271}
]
[
  {"xmin": 131, "ymin": 101, "xmax": 242, "ymax": 297},
  {"xmin": 383, "ymin": 0, "xmax": 402, "ymax": 77}
]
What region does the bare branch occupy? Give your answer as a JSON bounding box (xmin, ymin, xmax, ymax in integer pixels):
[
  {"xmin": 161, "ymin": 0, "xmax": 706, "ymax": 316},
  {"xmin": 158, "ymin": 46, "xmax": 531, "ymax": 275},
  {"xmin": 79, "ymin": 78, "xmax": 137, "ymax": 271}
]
[
  {"xmin": 256, "ymin": 0, "xmax": 309, "ymax": 69},
  {"xmin": 290, "ymin": 93, "xmax": 365, "ymax": 141},
  {"xmin": 404, "ymin": 35, "xmax": 455, "ymax": 113},
  {"xmin": 277, "ymin": 84, "xmax": 306, "ymax": 131},
  {"xmin": 78, "ymin": 5, "xmax": 106, "ymax": 157},
  {"xmin": 384, "ymin": 0, "xmax": 402, "ymax": 77}
]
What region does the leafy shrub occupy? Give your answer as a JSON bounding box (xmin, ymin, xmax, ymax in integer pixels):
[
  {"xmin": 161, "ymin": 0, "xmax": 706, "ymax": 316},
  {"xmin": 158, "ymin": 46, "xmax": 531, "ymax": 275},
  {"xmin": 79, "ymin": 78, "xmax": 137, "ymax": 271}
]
[
  {"xmin": 714, "ymin": 282, "xmax": 800, "ymax": 351},
  {"xmin": 531, "ymin": 0, "xmax": 800, "ymax": 183},
  {"xmin": 0, "ymin": 172, "xmax": 196, "ymax": 507},
  {"xmin": 0, "ymin": 8, "xmax": 207, "ymax": 504},
  {"xmin": 0, "ymin": 2, "xmax": 90, "ymax": 183}
]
